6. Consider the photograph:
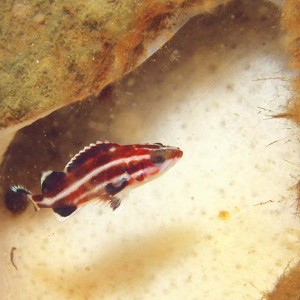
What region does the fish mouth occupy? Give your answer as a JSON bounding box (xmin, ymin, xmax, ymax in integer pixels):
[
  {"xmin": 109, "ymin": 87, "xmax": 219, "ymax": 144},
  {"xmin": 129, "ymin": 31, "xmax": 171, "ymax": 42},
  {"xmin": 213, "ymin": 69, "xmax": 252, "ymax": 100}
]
[
  {"xmin": 177, "ymin": 148, "xmax": 183, "ymax": 158},
  {"xmin": 167, "ymin": 147, "xmax": 183, "ymax": 160}
]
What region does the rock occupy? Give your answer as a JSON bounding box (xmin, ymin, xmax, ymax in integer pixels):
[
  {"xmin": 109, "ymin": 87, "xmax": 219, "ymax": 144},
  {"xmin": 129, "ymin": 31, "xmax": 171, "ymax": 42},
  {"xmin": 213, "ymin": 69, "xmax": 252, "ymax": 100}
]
[
  {"xmin": 0, "ymin": 0, "xmax": 230, "ymax": 129},
  {"xmin": 0, "ymin": 0, "xmax": 230, "ymax": 159},
  {"xmin": 281, "ymin": 0, "xmax": 300, "ymax": 125}
]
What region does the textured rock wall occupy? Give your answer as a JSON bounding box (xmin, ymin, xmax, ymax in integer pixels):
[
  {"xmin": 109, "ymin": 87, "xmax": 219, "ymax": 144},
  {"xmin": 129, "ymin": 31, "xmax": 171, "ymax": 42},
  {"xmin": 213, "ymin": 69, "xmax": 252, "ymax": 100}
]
[
  {"xmin": 0, "ymin": 0, "xmax": 230, "ymax": 164},
  {"xmin": 264, "ymin": 1, "xmax": 300, "ymax": 299},
  {"xmin": 0, "ymin": 0, "xmax": 229, "ymax": 129},
  {"xmin": 281, "ymin": 0, "xmax": 300, "ymax": 125}
]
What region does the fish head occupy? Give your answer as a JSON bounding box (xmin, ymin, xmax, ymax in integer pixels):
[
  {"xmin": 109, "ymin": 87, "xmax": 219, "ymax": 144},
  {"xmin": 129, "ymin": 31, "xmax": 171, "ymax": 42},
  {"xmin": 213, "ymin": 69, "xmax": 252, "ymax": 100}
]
[{"xmin": 130, "ymin": 143, "xmax": 183, "ymax": 184}]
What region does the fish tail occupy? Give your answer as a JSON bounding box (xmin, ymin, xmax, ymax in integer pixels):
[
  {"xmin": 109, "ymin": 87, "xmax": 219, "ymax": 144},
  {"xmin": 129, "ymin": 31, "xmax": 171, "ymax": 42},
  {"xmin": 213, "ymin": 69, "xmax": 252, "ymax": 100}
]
[
  {"xmin": 9, "ymin": 185, "xmax": 40, "ymax": 211},
  {"xmin": 9, "ymin": 185, "xmax": 31, "ymax": 196}
]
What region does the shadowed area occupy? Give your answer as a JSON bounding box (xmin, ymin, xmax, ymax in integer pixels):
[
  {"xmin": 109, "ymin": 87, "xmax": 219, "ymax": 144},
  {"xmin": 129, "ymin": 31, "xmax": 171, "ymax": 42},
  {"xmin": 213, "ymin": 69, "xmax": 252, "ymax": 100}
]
[{"xmin": 33, "ymin": 227, "xmax": 196, "ymax": 299}]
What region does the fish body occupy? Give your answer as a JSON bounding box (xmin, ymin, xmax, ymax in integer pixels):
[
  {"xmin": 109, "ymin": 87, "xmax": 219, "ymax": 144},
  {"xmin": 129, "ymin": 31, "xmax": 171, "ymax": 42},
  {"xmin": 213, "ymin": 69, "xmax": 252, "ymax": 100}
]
[{"xmin": 10, "ymin": 141, "xmax": 182, "ymax": 219}]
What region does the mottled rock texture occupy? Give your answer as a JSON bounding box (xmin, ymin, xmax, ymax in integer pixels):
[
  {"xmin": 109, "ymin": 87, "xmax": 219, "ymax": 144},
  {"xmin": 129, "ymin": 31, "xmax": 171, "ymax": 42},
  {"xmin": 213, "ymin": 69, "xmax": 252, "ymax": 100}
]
[
  {"xmin": 281, "ymin": 0, "xmax": 300, "ymax": 125},
  {"xmin": 263, "ymin": 3, "xmax": 300, "ymax": 299},
  {"xmin": 0, "ymin": 0, "xmax": 230, "ymax": 129},
  {"xmin": 265, "ymin": 261, "xmax": 300, "ymax": 300}
]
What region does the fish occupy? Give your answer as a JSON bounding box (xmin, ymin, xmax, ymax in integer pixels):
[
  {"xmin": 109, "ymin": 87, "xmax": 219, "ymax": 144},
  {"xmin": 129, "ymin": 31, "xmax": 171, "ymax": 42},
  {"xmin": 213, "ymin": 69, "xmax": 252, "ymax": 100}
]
[{"xmin": 9, "ymin": 141, "xmax": 183, "ymax": 220}]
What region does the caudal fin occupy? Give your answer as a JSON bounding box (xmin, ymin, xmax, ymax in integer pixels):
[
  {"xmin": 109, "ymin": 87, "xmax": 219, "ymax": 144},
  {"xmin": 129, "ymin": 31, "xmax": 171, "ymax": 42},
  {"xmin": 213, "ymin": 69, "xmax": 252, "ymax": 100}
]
[
  {"xmin": 9, "ymin": 185, "xmax": 31, "ymax": 194},
  {"xmin": 6, "ymin": 185, "xmax": 31, "ymax": 213}
]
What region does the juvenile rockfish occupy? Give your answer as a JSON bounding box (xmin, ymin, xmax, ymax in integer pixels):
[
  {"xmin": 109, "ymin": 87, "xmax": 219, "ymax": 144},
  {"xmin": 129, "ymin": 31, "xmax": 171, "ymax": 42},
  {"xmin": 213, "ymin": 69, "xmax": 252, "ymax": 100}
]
[{"xmin": 10, "ymin": 141, "xmax": 183, "ymax": 219}]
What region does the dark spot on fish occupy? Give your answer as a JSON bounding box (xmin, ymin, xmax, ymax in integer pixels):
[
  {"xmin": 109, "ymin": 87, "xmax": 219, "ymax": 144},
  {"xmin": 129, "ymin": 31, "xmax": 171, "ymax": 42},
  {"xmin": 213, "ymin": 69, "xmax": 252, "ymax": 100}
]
[
  {"xmin": 128, "ymin": 160, "xmax": 142, "ymax": 173},
  {"xmin": 41, "ymin": 171, "xmax": 66, "ymax": 197},
  {"xmin": 5, "ymin": 187, "xmax": 29, "ymax": 214},
  {"xmin": 105, "ymin": 179, "xmax": 129, "ymax": 196},
  {"xmin": 53, "ymin": 205, "xmax": 77, "ymax": 217}
]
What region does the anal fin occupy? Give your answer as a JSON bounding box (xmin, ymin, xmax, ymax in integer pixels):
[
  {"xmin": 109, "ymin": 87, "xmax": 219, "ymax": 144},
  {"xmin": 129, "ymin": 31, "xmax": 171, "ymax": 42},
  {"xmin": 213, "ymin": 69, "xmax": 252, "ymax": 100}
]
[{"xmin": 52, "ymin": 205, "xmax": 78, "ymax": 221}]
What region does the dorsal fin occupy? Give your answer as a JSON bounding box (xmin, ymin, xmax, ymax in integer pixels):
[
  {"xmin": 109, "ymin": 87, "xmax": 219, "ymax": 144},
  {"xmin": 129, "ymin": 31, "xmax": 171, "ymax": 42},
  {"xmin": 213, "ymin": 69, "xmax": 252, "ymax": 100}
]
[{"xmin": 64, "ymin": 141, "xmax": 119, "ymax": 172}]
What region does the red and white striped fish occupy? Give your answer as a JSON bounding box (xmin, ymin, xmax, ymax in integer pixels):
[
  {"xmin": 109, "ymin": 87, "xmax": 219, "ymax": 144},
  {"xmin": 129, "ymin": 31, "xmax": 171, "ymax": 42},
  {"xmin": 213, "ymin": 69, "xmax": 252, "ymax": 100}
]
[{"xmin": 10, "ymin": 141, "xmax": 183, "ymax": 219}]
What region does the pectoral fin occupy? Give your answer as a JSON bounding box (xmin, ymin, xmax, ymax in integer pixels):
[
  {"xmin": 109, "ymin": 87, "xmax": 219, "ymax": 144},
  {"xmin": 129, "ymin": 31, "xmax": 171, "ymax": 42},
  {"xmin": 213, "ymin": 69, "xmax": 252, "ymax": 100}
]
[{"xmin": 109, "ymin": 197, "xmax": 121, "ymax": 211}]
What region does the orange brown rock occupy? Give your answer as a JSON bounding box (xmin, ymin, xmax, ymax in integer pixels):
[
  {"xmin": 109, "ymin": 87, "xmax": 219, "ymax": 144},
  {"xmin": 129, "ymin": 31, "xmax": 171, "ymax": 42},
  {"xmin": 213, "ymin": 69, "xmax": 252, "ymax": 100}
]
[
  {"xmin": 281, "ymin": 0, "xmax": 300, "ymax": 125},
  {"xmin": 0, "ymin": 0, "xmax": 230, "ymax": 129},
  {"xmin": 264, "ymin": 261, "xmax": 300, "ymax": 300}
]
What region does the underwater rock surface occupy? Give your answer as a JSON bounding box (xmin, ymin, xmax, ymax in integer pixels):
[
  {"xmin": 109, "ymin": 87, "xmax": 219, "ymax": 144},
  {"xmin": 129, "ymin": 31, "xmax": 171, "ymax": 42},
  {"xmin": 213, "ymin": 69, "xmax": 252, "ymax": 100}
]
[
  {"xmin": 0, "ymin": 0, "xmax": 230, "ymax": 130},
  {"xmin": 281, "ymin": 0, "xmax": 300, "ymax": 126}
]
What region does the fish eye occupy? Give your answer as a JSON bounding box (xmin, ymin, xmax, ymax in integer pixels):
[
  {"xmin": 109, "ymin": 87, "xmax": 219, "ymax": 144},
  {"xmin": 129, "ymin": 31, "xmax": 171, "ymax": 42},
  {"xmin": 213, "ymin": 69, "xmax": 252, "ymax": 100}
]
[{"xmin": 150, "ymin": 152, "xmax": 166, "ymax": 164}]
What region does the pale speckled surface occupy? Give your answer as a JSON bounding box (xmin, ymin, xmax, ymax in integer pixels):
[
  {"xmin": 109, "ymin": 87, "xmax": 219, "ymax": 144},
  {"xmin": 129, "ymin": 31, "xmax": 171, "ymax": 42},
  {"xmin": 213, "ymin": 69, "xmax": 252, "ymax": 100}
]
[{"xmin": 0, "ymin": 1, "xmax": 299, "ymax": 299}]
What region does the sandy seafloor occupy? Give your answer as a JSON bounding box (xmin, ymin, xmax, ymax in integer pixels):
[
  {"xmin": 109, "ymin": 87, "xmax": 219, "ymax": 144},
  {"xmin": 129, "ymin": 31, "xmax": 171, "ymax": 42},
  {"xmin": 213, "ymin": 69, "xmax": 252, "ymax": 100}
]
[{"xmin": 1, "ymin": 1, "xmax": 300, "ymax": 299}]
